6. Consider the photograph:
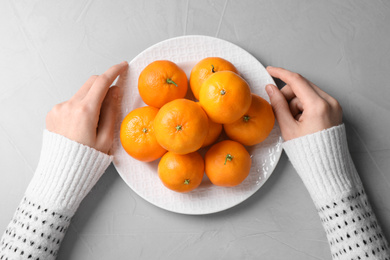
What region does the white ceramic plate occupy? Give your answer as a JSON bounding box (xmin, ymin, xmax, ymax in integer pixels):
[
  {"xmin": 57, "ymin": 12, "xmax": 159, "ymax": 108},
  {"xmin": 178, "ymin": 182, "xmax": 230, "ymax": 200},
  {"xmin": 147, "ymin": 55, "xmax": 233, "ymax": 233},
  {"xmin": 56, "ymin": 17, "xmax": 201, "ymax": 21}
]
[{"xmin": 112, "ymin": 35, "xmax": 282, "ymax": 215}]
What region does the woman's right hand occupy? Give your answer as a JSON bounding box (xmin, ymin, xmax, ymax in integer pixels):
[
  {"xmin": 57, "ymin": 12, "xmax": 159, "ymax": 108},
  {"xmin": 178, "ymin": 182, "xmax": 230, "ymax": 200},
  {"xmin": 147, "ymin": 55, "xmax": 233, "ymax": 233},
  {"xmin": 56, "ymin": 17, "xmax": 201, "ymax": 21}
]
[{"xmin": 265, "ymin": 66, "xmax": 343, "ymax": 141}]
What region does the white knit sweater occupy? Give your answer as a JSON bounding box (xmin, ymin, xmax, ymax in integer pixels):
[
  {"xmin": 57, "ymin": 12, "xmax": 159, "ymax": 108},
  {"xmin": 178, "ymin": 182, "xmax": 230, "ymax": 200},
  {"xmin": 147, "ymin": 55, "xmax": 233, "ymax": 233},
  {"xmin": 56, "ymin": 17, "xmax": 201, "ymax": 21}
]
[
  {"xmin": 0, "ymin": 125, "xmax": 389, "ymax": 259},
  {"xmin": 0, "ymin": 130, "xmax": 112, "ymax": 259},
  {"xmin": 283, "ymin": 124, "xmax": 389, "ymax": 259}
]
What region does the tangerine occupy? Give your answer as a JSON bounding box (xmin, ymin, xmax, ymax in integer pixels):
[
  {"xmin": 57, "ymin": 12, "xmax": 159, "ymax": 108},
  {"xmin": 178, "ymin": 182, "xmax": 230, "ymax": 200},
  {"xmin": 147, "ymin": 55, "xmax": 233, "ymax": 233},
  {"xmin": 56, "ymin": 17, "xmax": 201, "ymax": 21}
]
[
  {"xmin": 154, "ymin": 99, "xmax": 208, "ymax": 154},
  {"xmin": 198, "ymin": 105, "xmax": 222, "ymax": 148},
  {"xmin": 158, "ymin": 151, "xmax": 204, "ymax": 193},
  {"xmin": 190, "ymin": 57, "xmax": 238, "ymax": 100},
  {"xmin": 199, "ymin": 71, "xmax": 251, "ymax": 124},
  {"xmin": 205, "ymin": 140, "xmax": 251, "ymax": 187},
  {"xmin": 120, "ymin": 106, "xmax": 166, "ymax": 162},
  {"xmin": 224, "ymin": 94, "xmax": 275, "ymax": 146},
  {"xmin": 202, "ymin": 118, "xmax": 223, "ymax": 148},
  {"xmin": 138, "ymin": 60, "xmax": 188, "ymax": 108}
]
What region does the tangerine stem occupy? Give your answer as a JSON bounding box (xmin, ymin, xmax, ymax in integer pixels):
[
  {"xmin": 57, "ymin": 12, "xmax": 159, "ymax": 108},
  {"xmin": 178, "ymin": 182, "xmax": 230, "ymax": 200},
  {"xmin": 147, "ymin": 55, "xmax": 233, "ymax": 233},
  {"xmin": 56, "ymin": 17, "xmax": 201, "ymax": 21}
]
[
  {"xmin": 166, "ymin": 78, "xmax": 178, "ymax": 87},
  {"xmin": 211, "ymin": 64, "xmax": 216, "ymax": 73},
  {"xmin": 224, "ymin": 154, "xmax": 233, "ymax": 165},
  {"xmin": 243, "ymin": 115, "xmax": 250, "ymax": 122},
  {"xmin": 142, "ymin": 127, "xmax": 148, "ymax": 133},
  {"xmin": 176, "ymin": 125, "xmax": 182, "ymax": 131},
  {"xmin": 220, "ymin": 89, "xmax": 226, "ymax": 95},
  {"xmin": 184, "ymin": 179, "xmax": 190, "ymax": 185}
]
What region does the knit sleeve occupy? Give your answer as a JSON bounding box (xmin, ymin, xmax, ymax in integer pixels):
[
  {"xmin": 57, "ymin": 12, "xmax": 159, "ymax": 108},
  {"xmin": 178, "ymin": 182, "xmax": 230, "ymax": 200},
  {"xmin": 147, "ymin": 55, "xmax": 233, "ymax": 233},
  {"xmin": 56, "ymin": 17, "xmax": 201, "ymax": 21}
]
[
  {"xmin": 283, "ymin": 124, "xmax": 390, "ymax": 260},
  {"xmin": 0, "ymin": 130, "xmax": 112, "ymax": 260}
]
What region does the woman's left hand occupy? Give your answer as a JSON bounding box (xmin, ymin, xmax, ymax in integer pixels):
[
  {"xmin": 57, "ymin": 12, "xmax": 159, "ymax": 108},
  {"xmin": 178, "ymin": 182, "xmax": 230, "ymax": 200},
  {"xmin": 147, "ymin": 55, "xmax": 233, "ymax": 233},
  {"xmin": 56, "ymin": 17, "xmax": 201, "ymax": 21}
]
[{"xmin": 45, "ymin": 61, "xmax": 128, "ymax": 153}]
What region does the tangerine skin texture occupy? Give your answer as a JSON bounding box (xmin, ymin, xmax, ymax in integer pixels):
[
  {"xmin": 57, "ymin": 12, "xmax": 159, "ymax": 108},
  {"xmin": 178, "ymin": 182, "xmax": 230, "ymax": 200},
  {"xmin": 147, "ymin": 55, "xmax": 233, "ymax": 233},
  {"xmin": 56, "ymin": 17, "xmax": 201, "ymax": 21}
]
[
  {"xmin": 158, "ymin": 151, "xmax": 204, "ymax": 193},
  {"xmin": 120, "ymin": 106, "xmax": 167, "ymax": 162},
  {"xmin": 138, "ymin": 60, "xmax": 188, "ymax": 108},
  {"xmin": 196, "ymin": 103, "xmax": 223, "ymax": 147},
  {"xmin": 202, "ymin": 117, "xmax": 222, "ymax": 147},
  {"xmin": 199, "ymin": 71, "xmax": 252, "ymax": 124},
  {"xmin": 205, "ymin": 140, "xmax": 251, "ymax": 187},
  {"xmin": 190, "ymin": 57, "xmax": 238, "ymax": 100},
  {"xmin": 154, "ymin": 99, "xmax": 209, "ymax": 154},
  {"xmin": 224, "ymin": 94, "xmax": 275, "ymax": 146}
]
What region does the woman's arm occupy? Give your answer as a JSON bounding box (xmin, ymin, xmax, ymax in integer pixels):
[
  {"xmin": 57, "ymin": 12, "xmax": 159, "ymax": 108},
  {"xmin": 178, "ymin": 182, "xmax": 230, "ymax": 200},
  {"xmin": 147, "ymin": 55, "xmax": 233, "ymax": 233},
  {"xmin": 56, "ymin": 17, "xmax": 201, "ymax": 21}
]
[
  {"xmin": 0, "ymin": 61, "xmax": 128, "ymax": 260},
  {"xmin": 284, "ymin": 124, "xmax": 389, "ymax": 259},
  {"xmin": 266, "ymin": 66, "xmax": 390, "ymax": 259},
  {"xmin": 0, "ymin": 131, "xmax": 112, "ymax": 259}
]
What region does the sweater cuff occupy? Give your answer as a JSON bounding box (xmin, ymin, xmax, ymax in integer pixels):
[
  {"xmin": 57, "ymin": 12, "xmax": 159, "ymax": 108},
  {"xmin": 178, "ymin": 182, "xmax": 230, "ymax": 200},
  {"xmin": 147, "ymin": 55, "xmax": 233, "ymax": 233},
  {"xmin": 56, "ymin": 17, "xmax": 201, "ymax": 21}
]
[
  {"xmin": 25, "ymin": 130, "xmax": 112, "ymax": 215},
  {"xmin": 283, "ymin": 124, "xmax": 363, "ymax": 204}
]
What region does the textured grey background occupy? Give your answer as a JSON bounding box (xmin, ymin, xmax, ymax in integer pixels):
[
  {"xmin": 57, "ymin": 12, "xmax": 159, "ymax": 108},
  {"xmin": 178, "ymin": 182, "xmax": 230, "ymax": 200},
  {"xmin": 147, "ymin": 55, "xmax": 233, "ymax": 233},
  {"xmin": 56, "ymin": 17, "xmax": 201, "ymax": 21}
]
[{"xmin": 0, "ymin": 0, "xmax": 389, "ymax": 259}]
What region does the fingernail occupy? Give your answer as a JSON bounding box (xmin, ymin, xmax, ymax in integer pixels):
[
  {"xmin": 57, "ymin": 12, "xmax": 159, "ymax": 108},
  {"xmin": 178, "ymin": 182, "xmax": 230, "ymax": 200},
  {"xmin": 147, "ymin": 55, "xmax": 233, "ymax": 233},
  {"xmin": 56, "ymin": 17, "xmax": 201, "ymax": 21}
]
[
  {"xmin": 121, "ymin": 61, "xmax": 128, "ymax": 66},
  {"xmin": 265, "ymin": 85, "xmax": 274, "ymax": 97},
  {"xmin": 266, "ymin": 66, "xmax": 273, "ymax": 70}
]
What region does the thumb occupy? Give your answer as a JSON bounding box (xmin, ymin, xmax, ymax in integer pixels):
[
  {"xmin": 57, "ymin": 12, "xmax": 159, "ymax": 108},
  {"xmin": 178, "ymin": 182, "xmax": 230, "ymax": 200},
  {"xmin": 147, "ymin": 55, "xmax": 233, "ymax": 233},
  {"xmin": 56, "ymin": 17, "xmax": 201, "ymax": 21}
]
[{"xmin": 265, "ymin": 84, "xmax": 297, "ymax": 133}]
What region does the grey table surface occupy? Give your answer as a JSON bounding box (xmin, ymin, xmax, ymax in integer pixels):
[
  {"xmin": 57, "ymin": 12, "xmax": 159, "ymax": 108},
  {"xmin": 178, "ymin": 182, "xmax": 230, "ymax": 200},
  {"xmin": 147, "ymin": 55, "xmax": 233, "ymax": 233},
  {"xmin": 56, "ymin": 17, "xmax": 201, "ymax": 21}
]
[{"xmin": 1, "ymin": 1, "xmax": 389, "ymax": 259}]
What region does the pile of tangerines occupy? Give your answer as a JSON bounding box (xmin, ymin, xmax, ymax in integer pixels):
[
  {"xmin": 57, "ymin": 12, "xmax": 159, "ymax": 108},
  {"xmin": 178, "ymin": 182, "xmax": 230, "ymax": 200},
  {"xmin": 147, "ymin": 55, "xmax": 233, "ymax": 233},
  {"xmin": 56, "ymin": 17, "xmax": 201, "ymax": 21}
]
[{"xmin": 120, "ymin": 57, "xmax": 275, "ymax": 193}]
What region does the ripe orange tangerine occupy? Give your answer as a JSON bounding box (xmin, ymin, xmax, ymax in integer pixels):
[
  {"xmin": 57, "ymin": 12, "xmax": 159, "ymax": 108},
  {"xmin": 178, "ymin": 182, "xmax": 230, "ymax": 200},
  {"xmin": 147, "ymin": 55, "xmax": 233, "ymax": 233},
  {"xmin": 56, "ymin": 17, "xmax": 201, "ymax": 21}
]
[
  {"xmin": 202, "ymin": 118, "xmax": 223, "ymax": 148},
  {"xmin": 224, "ymin": 94, "xmax": 275, "ymax": 146},
  {"xmin": 196, "ymin": 103, "xmax": 222, "ymax": 147},
  {"xmin": 154, "ymin": 99, "xmax": 209, "ymax": 154},
  {"xmin": 199, "ymin": 71, "xmax": 251, "ymax": 124},
  {"xmin": 138, "ymin": 60, "xmax": 188, "ymax": 108},
  {"xmin": 190, "ymin": 57, "xmax": 238, "ymax": 100},
  {"xmin": 205, "ymin": 140, "xmax": 251, "ymax": 187},
  {"xmin": 158, "ymin": 151, "xmax": 204, "ymax": 193},
  {"xmin": 120, "ymin": 106, "xmax": 166, "ymax": 162}
]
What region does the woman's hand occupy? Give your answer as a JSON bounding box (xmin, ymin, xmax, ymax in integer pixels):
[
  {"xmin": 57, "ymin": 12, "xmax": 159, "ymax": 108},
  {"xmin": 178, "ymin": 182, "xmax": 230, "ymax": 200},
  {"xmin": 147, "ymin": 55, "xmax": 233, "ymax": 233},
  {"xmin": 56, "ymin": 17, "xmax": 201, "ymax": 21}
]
[
  {"xmin": 46, "ymin": 61, "xmax": 128, "ymax": 153},
  {"xmin": 265, "ymin": 66, "xmax": 342, "ymax": 141}
]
